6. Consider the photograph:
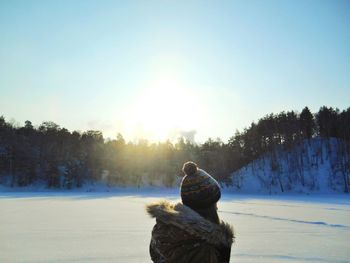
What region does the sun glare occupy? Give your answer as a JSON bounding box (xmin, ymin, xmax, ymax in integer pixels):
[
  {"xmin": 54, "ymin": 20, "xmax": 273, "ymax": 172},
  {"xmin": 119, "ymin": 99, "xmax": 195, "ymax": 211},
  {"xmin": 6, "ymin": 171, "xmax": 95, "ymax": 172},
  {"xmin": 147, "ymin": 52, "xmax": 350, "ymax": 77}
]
[{"xmin": 126, "ymin": 72, "xmax": 201, "ymax": 142}]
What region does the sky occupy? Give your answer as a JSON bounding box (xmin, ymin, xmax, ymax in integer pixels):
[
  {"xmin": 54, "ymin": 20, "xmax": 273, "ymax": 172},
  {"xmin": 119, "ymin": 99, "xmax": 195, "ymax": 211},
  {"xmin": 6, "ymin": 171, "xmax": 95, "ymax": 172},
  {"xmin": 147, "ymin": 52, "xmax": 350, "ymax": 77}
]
[{"xmin": 0, "ymin": 0, "xmax": 349, "ymax": 143}]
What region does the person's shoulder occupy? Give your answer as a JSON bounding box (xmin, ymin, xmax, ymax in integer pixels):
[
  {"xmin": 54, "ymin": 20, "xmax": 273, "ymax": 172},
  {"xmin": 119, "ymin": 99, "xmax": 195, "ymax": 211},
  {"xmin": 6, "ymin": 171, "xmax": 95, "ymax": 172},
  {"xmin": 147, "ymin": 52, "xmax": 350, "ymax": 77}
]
[
  {"xmin": 146, "ymin": 200, "xmax": 178, "ymax": 219},
  {"xmin": 218, "ymin": 220, "xmax": 235, "ymax": 247}
]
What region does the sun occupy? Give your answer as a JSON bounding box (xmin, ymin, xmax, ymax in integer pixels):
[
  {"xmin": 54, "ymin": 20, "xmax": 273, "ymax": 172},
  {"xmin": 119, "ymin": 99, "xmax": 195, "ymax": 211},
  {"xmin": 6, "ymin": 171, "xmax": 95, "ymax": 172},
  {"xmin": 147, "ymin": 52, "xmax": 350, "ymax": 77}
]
[{"xmin": 126, "ymin": 73, "xmax": 201, "ymax": 142}]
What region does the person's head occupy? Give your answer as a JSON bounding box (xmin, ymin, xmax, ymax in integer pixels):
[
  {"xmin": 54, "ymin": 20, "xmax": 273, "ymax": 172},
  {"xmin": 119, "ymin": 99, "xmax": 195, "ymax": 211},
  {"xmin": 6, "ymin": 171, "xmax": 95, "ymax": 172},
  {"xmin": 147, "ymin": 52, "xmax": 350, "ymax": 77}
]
[{"xmin": 180, "ymin": 161, "xmax": 221, "ymax": 224}]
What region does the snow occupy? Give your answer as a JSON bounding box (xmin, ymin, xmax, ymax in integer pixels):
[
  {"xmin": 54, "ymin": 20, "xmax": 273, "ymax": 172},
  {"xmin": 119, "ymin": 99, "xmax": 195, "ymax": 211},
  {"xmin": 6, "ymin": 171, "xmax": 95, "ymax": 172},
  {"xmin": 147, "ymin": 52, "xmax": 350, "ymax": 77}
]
[{"xmin": 0, "ymin": 192, "xmax": 349, "ymax": 263}]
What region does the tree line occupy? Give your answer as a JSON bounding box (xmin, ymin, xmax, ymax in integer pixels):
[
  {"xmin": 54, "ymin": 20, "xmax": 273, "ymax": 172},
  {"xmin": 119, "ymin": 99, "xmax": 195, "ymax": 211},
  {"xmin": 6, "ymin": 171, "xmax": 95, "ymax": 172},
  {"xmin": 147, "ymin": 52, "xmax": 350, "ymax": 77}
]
[{"xmin": 0, "ymin": 106, "xmax": 349, "ymax": 190}]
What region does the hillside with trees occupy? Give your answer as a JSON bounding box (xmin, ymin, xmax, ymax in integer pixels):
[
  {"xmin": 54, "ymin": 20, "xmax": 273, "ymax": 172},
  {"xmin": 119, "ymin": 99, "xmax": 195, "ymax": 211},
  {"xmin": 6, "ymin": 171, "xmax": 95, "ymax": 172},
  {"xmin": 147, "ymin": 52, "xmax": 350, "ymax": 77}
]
[
  {"xmin": 0, "ymin": 106, "xmax": 349, "ymax": 193},
  {"xmin": 231, "ymin": 137, "xmax": 349, "ymax": 193}
]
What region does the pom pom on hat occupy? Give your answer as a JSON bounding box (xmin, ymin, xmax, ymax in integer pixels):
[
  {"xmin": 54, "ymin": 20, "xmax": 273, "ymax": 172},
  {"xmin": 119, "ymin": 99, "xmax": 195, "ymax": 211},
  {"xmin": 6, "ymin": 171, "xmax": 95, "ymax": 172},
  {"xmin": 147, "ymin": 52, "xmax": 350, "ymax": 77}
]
[{"xmin": 182, "ymin": 161, "xmax": 198, "ymax": 176}]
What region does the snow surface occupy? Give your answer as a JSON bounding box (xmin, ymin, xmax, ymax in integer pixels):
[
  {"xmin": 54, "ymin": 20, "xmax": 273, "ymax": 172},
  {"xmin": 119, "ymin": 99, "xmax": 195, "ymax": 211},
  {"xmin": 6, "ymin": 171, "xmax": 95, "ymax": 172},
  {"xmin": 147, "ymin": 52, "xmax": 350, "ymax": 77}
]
[{"xmin": 0, "ymin": 191, "xmax": 349, "ymax": 263}]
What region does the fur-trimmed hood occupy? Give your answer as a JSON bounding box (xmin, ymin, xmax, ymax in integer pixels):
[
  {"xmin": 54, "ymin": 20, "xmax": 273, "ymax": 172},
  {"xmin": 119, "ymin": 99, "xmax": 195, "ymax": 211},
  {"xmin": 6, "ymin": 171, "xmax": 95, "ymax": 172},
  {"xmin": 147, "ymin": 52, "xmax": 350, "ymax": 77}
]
[{"xmin": 146, "ymin": 200, "xmax": 234, "ymax": 248}]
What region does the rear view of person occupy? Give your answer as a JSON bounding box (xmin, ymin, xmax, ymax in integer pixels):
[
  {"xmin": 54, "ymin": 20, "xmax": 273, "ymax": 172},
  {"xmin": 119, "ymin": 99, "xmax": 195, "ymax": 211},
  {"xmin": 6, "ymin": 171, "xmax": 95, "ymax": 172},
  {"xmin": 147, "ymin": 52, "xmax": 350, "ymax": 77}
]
[{"xmin": 146, "ymin": 161, "xmax": 234, "ymax": 263}]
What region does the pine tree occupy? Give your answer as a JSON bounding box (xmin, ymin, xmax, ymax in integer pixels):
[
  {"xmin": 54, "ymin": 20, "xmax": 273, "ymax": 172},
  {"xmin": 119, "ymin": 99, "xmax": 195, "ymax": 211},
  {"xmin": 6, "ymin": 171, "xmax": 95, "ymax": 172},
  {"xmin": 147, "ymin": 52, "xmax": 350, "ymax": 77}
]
[{"xmin": 300, "ymin": 106, "xmax": 315, "ymax": 139}]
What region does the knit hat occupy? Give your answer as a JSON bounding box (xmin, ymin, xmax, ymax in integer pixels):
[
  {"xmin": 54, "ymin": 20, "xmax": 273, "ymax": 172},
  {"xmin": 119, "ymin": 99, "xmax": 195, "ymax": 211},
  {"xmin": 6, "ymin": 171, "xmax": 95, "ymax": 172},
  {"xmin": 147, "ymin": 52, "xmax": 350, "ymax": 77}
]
[{"xmin": 180, "ymin": 162, "xmax": 221, "ymax": 209}]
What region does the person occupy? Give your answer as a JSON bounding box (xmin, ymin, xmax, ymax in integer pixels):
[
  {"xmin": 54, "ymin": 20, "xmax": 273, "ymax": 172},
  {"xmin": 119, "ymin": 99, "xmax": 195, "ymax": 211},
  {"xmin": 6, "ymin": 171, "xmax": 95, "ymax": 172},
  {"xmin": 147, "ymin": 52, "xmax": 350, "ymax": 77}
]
[{"xmin": 146, "ymin": 161, "xmax": 234, "ymax": 263}]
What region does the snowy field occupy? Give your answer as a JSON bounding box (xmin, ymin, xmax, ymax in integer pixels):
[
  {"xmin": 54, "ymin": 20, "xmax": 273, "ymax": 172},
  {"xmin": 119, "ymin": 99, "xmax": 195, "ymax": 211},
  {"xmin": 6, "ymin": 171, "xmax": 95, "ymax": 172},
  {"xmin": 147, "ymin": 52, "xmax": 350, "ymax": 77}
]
[{"xmin": 0, "ymin": 191, "xmax": 349, "ymax": 263}]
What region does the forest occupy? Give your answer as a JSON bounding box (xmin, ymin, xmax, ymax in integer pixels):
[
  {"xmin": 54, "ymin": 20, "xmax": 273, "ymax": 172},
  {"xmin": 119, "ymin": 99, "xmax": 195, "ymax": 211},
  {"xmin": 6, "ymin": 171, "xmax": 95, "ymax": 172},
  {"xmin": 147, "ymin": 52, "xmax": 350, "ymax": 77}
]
[{"xmin": 0, "ymin": 106, "xmax": 349, "ymax": 191}]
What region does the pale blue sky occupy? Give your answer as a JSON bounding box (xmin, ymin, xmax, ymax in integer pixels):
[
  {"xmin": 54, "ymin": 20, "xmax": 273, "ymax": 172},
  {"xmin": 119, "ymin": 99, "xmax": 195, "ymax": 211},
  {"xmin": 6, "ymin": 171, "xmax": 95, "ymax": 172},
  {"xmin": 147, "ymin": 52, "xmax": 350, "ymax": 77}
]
[{"xmin": 0, "ymin": 0, "xmax": 349, "ymax": 142}]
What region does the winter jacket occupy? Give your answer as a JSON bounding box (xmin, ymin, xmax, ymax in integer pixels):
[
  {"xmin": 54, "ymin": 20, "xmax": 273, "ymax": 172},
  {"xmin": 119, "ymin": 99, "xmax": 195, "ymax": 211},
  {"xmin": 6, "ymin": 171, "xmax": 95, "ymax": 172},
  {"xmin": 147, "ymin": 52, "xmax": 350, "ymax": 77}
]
[{"xmin": 146, "ymin": 201, "xmax": 234, "ymax": 263}]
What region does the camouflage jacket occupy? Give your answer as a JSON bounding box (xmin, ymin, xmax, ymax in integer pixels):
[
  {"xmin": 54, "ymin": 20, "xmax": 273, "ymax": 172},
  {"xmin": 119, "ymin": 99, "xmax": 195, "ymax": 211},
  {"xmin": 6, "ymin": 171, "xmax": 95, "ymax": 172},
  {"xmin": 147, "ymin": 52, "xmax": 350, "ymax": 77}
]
[{"xmin": 146, "ymin": 201, "xmax": 234, "ymax": 263}]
